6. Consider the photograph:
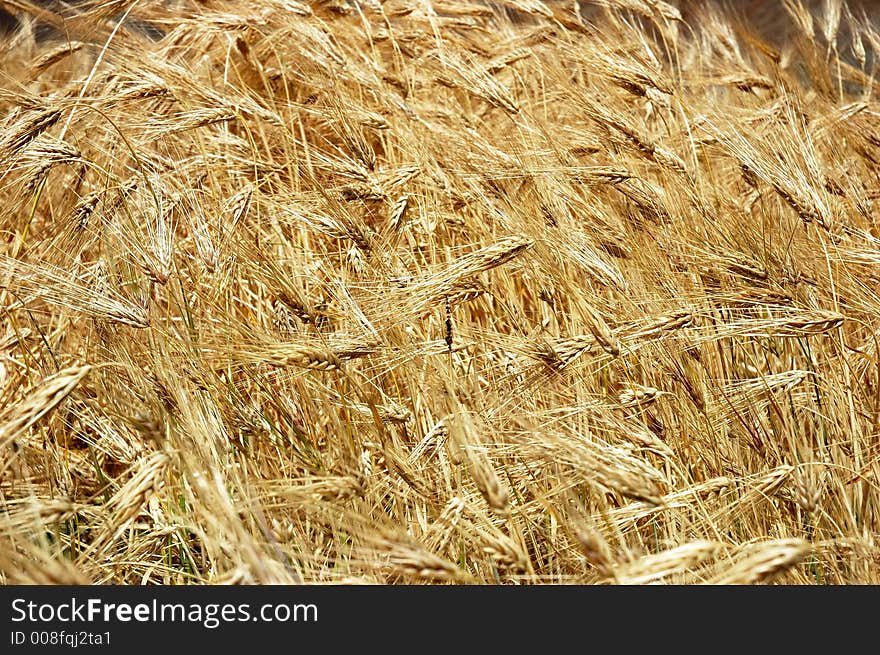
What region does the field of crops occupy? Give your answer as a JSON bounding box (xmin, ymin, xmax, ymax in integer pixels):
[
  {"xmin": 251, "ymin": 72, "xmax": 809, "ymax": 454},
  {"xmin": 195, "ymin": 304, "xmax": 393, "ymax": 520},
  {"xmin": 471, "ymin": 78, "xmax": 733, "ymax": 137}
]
[{"xmin": 0, "ymin": 0, "xmax": 878, "ymax": 584}]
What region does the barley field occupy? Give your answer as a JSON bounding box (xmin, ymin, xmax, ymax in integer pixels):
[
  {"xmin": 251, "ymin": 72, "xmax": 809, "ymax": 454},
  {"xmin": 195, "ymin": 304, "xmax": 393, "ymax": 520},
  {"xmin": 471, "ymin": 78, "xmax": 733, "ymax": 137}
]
[{"xmin": 0, "ymin": 0, "xmax": 878, "ymax": 585}]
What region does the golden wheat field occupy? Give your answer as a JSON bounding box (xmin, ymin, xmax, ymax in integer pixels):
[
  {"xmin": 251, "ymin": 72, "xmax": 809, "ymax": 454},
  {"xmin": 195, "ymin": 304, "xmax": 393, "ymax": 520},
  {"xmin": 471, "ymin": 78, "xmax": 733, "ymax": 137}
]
[{"xmin": 0, "ymin": 0, "xmax": 879, "ymax": 585}]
